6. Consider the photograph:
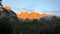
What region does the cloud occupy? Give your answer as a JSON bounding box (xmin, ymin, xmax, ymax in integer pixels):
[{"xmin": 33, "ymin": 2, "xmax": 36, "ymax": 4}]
[
  {"xmin": 21, "ymin": 5, "xmax": 35, "ymax": 12},
  {"xmin": 22, "ymin": 8, "xmax": 35, "ymax": 12}
]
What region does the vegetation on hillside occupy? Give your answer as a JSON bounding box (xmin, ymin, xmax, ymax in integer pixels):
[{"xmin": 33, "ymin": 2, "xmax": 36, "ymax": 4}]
[{"xmin": 0, "ymin": 6, "xmax": 60, "ymax": 34}]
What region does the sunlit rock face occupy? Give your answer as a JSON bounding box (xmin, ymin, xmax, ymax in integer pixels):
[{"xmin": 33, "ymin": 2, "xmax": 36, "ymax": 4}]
[
  {"xmin": 4, "ymin": 6, "xmax": 11, "ymax": 10},
  {"xmin": 0, "ymin": 8, "xmax": 2, "ymax": 11},
  {"xmin": 17, "ymin": 12, "xmax": 56, "ymax": 19},
  {"xmin": 48, "ymin": 14, "xmax": 56, "ymax": 16},
  {"xmin": 18, "ymin": 12, "xmax": 29, "ymax": 19},
  {"xmin": 29, "ymin": 12, "xmax": 40, "ymax": 19}
]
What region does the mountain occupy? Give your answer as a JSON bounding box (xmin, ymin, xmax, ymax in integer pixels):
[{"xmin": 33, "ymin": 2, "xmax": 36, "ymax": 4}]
[
  {"xmin": 0, "ymin": 6, "xmax": 20, "ymax": 34},
  {"xmin": 17, "ymin": 12, "xmax": 56, "ymax": 19},
  {"xmin": 0, "ymin": 6, "xmax": 18, "ymax": 21}
]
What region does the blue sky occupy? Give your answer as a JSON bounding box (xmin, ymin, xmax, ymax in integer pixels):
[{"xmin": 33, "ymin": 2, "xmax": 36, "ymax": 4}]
[{"xmin": 2, "ymin": 0, "xmax": 60, "ymax": 16}]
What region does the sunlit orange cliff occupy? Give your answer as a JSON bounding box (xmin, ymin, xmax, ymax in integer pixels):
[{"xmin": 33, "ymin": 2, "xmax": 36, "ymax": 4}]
[
  {"xmin": 17, "ymin": 12, "xmax": 56, "ymax": 19},
  {"xmin": 0, "ymin": 6, "xmax": 56, "ymax": 19}
]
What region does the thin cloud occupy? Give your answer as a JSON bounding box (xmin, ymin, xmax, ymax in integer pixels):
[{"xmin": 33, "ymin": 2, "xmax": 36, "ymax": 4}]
[{"xmin": 22, "ymin": 8, "xmax": 35, "ymax": 12}]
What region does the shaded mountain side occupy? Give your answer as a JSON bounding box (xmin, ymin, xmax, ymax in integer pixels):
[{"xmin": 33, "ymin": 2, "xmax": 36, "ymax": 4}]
[
  {"xmin": 0, "ymin": 7, "xmax": 21, "ymax": 34},
  {"xmin": 0, "ymin": 7, "xmax": 20, "ymax": 22},
  {"xmin": 14, "ymin": 16, "xmax": 60, "ymax": 34}
]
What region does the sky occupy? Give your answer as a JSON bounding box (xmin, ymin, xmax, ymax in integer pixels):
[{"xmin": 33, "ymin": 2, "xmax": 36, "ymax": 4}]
[{"xmin": 2, "ymin": 0, "xmax": 60, "ymax": 16}]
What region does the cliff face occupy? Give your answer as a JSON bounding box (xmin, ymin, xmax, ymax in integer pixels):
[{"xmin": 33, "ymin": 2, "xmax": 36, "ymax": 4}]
[{"xmin": 17, "ymin": 12, "xmax": 56, "ymax": 19}]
